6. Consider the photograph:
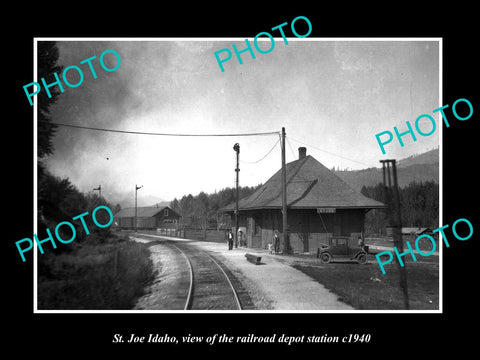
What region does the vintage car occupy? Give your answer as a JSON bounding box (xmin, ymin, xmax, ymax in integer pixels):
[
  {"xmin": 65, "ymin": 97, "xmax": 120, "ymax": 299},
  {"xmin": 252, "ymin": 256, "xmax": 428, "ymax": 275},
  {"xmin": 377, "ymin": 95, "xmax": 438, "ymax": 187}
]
[{"xmin": 317, "ymin": 236, "xmax": 368, "ymax": 264}]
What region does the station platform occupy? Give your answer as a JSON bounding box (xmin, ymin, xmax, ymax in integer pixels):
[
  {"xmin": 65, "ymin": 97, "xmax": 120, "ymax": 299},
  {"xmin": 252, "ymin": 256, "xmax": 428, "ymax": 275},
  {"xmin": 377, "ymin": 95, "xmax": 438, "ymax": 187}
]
[{"xmin": 131, "ymin": 233, "xmax": 354, "ymax": 311}]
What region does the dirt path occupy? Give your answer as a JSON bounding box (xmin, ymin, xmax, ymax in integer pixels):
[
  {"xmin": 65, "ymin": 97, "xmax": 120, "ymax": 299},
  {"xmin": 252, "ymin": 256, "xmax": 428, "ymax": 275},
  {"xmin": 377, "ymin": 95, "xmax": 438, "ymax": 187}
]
[{"xmin": 196, "ymin": 242, "xmax": 353, "ymax": 310}]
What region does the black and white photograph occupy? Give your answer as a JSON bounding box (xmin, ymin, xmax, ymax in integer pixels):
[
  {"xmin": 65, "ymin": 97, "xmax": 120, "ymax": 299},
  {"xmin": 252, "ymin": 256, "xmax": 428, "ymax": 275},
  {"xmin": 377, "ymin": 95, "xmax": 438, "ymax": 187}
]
[
  {"xmin": 33, "ymin": 38, "xmax": 440, "ymax": 312},
  {"xmin": 6, "ymin": 6, "xmax": 478, "ymax": 356}
]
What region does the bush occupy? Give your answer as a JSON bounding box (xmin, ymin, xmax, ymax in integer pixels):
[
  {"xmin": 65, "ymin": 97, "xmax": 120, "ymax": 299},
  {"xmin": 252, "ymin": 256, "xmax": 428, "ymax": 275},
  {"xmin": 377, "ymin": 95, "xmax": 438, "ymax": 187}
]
[{"xmin": 37, "ymin": 235, "xmax": 154, "ymax": 310}]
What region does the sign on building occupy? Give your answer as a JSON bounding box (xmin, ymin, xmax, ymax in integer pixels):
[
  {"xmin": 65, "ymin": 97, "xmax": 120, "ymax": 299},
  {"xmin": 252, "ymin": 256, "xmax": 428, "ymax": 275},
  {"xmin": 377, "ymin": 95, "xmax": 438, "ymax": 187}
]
[{"xmin": 317, "ymin": 208, "xmax": 336, "ymax": 214}]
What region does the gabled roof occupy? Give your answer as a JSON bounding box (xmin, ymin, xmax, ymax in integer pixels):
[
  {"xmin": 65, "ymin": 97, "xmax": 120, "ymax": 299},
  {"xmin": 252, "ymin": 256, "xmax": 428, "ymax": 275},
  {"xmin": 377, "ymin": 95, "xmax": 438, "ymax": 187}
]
[
  {"xmin": 114, "ymin": 206, "xmax": 179, "ymax": 218},
  {"xmin": 222, "ymin": 155, "xmax": 384, "ymax": 211}
]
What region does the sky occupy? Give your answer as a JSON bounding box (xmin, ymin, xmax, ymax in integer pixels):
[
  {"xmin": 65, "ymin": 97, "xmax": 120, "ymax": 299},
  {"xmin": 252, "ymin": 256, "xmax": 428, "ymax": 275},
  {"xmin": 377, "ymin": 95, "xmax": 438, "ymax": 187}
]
[{"xmin": 42, "ymin": 39, "xmax": 440, "ymax": 207}]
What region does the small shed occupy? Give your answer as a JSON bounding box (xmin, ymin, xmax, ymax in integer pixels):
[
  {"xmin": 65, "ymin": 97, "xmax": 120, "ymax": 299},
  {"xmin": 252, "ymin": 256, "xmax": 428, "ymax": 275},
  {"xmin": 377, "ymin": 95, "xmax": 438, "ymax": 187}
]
[
  {"xmin": 386, "ymin": 227, "xmax": 433, "ymax": 237},
  {"xmin": 402, "ymin": 227, "xmax": 433, "ymax": 235},
  {"xmin": 114, "ymin": 205, "xmax": 180, "ymax": 230}
]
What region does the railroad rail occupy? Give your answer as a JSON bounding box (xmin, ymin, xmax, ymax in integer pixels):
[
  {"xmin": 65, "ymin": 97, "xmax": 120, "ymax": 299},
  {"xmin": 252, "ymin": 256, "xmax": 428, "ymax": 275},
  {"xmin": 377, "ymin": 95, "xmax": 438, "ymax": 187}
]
[
  {"xmin": 169, "ymin": 242, "xmax": 243, "ymax": 310},
  {"xmin": 169, "ymin": 243, "xmax": 194, "ymax": 310},
  {"xmin": 132, "ymin": 234, "xmax": 244, "ymax": 310}
]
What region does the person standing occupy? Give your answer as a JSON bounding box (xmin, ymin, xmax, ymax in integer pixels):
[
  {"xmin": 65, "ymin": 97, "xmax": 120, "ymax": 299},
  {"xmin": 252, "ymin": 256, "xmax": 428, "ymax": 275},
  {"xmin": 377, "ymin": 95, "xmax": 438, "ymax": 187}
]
[
  {"xmin": 225, "ymin": 230, "xmax": 230, "ymax": 249},
  {"xmin": 228, "ymin": 230, "xmax": 234, "ymax": 250},
  {"xmin": 273, "ymin": 231, "xmax": 280, "ymax": 254},
  {"xmin": 238, "ymin": 230, "xmax": 244, "ymax": 247},
  {"xmin": 358, "ymin": 235, "xmax": 365, "ymax": 250}
]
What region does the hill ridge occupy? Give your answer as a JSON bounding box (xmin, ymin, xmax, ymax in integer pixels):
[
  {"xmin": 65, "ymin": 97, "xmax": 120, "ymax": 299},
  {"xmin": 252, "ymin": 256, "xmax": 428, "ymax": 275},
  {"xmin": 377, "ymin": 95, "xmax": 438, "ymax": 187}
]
[{"xmin": 334, "ymin": 148, "xmax": 439, "ymax": 191}]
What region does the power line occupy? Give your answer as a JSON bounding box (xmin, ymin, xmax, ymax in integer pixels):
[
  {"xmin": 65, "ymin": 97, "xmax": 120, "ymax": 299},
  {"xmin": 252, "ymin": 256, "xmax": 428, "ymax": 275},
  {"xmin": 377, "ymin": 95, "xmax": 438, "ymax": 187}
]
[
  {"xmin": 288, "ymin": 136, "xmax": 435, "ymax": 184},
  {"xmin": 287, "ymin": 135, "xmax": 374, "ymax": 168},
  {"xmin": 41, "ymin": 121, "xmax": 280, "ymax": 137},
  {"xmin": 285, "ymin": 135, "xmax": 296, "ymax": 160},
  {"xmin": 240, "ymin": 138, "xmax": 280, "ymax": 164}
]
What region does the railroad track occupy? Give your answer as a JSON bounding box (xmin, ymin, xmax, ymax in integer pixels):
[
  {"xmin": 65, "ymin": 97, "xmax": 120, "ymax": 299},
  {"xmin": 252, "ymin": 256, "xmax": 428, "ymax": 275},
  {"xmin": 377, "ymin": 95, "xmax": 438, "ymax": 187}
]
[
  {"xmin": 169, "ymin": 242, "xmax": 243, "ymax": 310},
  {"xmin": 133, "ymin": 234, "xmax": 245, "ymax": 310}
]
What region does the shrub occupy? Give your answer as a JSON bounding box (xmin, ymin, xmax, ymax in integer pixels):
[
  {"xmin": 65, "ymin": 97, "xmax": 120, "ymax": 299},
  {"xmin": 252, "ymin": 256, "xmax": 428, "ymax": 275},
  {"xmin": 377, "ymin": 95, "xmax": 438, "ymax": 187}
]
[{"xmin": 37, "ymin": 235, "xmax": 154, "ymax": 310}]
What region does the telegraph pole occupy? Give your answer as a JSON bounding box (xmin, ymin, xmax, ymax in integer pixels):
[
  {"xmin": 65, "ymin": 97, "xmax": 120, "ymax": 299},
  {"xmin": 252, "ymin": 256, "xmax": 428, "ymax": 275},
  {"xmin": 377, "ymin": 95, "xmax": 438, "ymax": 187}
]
[
  {"xmin": 135, "ymin": 184, "xmax": 143, "ymax": 232},
  {"xmin": 380, "ymin": 159, "xmax": 409, "ymax": 309},
  {"xmin": 233, "ymin": 143, "xmax": 240, "ymax": 248},
  {"xmin": 281, "ymin": 127, "xmax": 289, "ymax": 254}
]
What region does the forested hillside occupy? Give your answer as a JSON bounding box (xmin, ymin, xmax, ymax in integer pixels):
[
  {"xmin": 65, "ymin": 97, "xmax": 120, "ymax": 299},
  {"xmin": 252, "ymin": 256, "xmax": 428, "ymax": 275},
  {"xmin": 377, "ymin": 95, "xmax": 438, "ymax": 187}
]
[
  {"xmin": 335, "ymin": 148, "xmax": 439, "ymax": 191},
  {"xmin": 169, "ymin": 185, "xmax": 262, "ymax": 229},
  {"xmin": 360, "ymin": 181, "xmax": 439, "ymax": 235}
]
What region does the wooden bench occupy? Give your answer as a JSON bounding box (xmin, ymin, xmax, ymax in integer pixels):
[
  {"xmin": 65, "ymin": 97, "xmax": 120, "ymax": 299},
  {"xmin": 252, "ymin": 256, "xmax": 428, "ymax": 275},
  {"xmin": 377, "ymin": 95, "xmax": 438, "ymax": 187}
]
[{"xmin": 245, "ymin": 253, "xmax": 262, "ymax": 265}]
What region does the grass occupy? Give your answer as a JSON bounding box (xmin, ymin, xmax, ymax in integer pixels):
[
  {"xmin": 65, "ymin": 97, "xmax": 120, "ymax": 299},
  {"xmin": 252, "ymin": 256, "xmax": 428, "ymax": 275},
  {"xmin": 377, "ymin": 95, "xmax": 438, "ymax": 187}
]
[
  {"xmin": 292, "ymin": 256, "xmax": 439, "ymax": 310},
  {"xmin": 37, "ymin": 232, "xmax": 155, "ymax": 310}
]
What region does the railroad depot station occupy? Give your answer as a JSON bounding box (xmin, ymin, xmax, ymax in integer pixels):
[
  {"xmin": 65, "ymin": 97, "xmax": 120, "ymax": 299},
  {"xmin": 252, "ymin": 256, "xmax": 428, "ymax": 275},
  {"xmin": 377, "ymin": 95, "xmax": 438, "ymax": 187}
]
[
  {"xmin": 113, "ymin": 147, "xmax": 384, "ymax": 254},
  {"xmin": 221, "ymin": 147, "xmax": 384, "ymax": 253}
]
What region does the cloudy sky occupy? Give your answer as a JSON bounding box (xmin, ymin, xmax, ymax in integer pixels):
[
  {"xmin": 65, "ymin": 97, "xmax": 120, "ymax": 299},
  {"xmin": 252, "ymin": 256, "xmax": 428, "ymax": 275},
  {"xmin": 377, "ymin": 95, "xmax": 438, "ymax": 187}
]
[{"xmin": 42, "ymin": 39, "xmax": 440, "ymax": 207}]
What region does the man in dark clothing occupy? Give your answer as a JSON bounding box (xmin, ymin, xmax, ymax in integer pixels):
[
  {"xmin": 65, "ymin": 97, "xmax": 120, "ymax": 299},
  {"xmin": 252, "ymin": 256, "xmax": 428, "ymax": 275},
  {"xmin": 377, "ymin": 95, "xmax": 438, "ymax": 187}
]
[
  {"xmin": 273, "ymin": 231, "xmax": 280, "ymax": 254},
  {"xmin": 227, "ymin": 230, "xmax": 234, "ymax": 250}
]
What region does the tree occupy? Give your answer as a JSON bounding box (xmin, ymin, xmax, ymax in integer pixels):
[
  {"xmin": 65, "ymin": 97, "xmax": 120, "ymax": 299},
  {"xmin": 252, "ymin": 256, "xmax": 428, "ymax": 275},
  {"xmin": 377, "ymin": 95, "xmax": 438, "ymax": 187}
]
[
  {"xmin": 38, "ymin": 41, "xmax": 63, "ymax": 159},
  {"xmin": 113, "ymin": 203, "xmax": 122, "ymax": 214},
  {"xmin": 170, "ymin": 198, "xmax": 179, "ymax": 212},
  {"xmin": 170, "ymin": 185, "xmax": 262, "ymax": 229},
  {"xmin": 361, "ymin": 181, "xmax": 439, "ymax": 235}
]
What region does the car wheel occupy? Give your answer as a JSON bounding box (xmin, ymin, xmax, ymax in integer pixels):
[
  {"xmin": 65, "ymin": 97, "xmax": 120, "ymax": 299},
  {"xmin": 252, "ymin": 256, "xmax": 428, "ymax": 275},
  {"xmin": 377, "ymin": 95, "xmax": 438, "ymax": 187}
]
[
  {"xmin": 320, "ymin": 252, "xmax": 332, "ymax": 264},
  {"xmin": 357, "ymin": 253, "xmax": 367, "ymax": 264}
]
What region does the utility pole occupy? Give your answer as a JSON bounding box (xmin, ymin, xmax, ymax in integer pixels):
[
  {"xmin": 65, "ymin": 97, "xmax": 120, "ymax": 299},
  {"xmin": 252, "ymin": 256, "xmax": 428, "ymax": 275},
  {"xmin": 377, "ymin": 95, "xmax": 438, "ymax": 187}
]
[
  {"xmin": 380, "ymin": 159, "xmax": 409, "ymax": 309},
  {"xmin": 233, "ymin": 143, "xmax": 240, "ymax": 248},
  {"xmin": 281, "ymin": 127, "xmax": 289, "ymax": 254},
  {"xmin": 135, "ymin": 184, "xmax": 143, "ymax": 232}
]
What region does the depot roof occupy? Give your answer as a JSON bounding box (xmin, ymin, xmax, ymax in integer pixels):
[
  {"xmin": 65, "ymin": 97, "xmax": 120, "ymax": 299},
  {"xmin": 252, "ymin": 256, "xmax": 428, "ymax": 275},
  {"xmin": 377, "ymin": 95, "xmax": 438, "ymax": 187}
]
[{"xmin": 222, "ymin": 155, "xmax": 384, "ymax": 211}]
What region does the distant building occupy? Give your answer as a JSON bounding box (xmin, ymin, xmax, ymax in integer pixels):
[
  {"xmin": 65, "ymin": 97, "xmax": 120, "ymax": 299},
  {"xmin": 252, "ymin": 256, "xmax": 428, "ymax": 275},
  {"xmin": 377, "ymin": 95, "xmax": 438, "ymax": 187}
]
[
  {"xmin": 386, "ymin": 227, "xmax": 433, "ymax": 237},
  {"xmin": 114, "ymin": 205, "xmax": 180, "ymax": 230},
  {"xmin": 221, "ymin": 147, "xmax": 384, "ymax": 252}
]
